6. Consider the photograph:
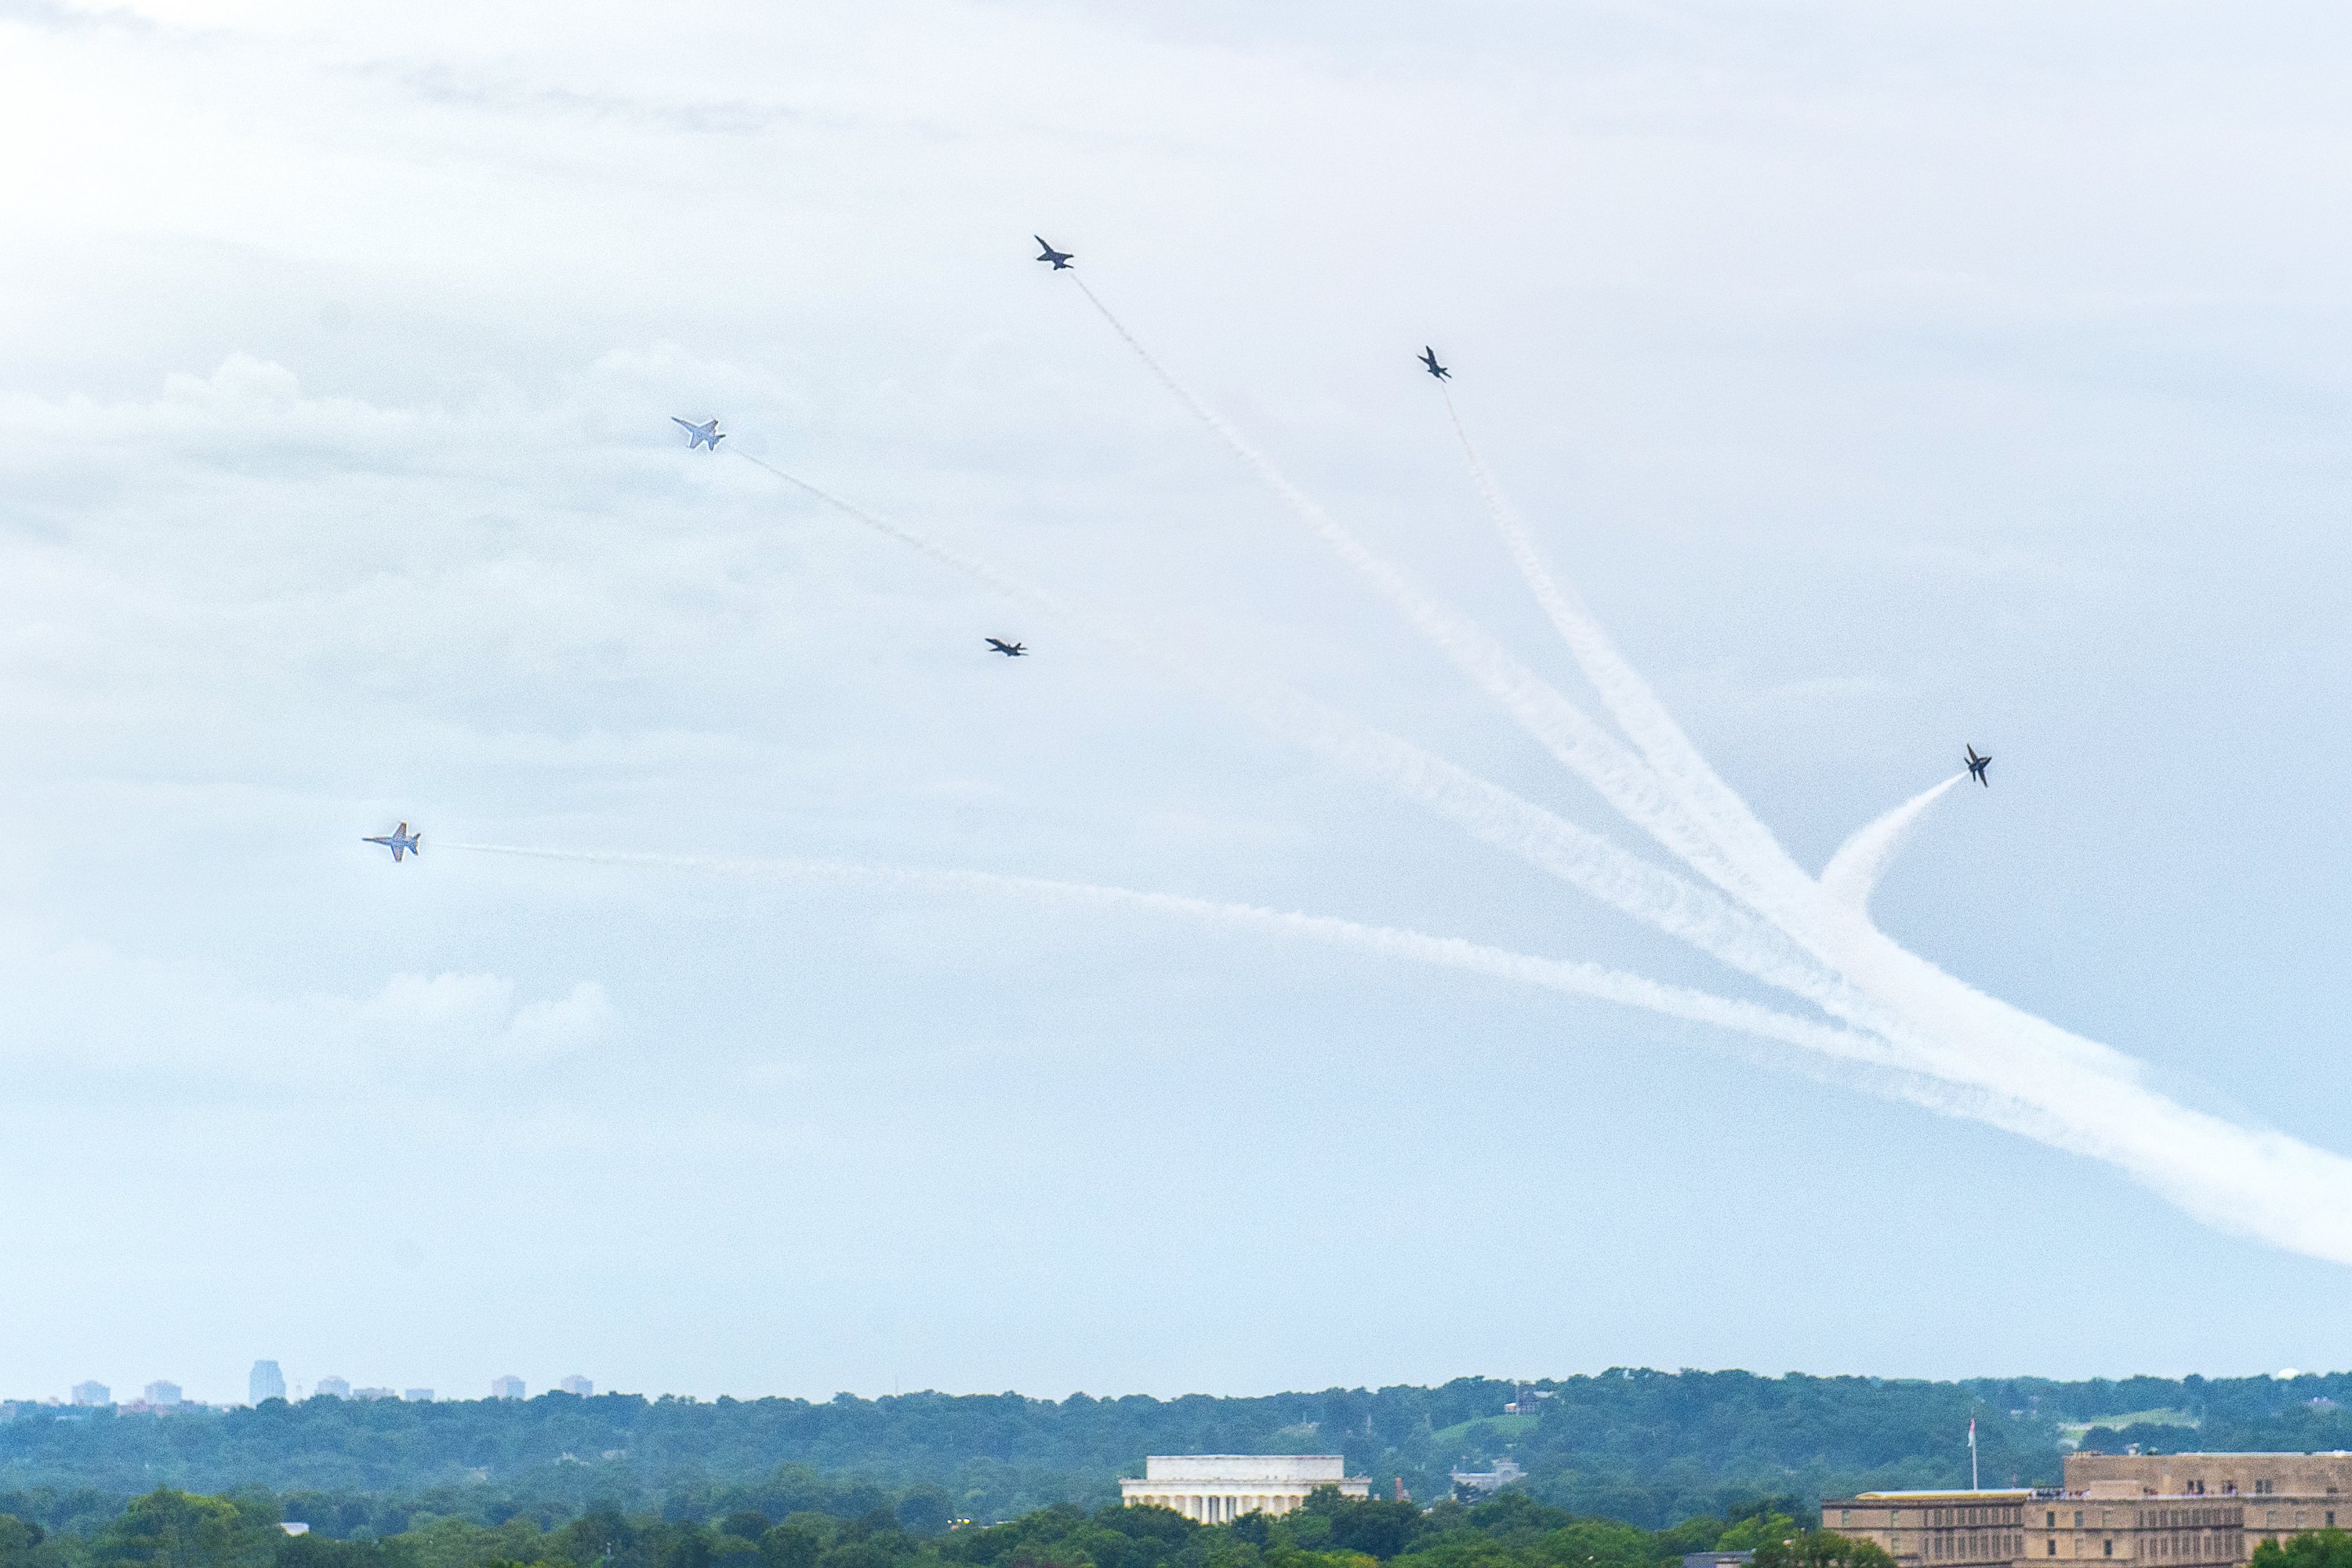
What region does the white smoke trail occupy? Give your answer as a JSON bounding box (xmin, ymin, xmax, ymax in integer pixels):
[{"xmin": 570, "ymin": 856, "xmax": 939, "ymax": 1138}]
[
  {"xmin": 1416, "ymin": 362, "xmax": 2352, "ymax": 1259},
  {"xmin": 1067, "ymin": 277, "xmax": 1780, "ymax": 918},
  {"xmin": 725, "ymin": 442, "xmax": 1853, "ymax": 1010},
  {"xmin": 444, "ymin": 840, "xmax": 1885, "ymax": 1074},
  {"xmin": 1062, "ymin": 284, "xmax": 2023, "ymax": 1081},
  {"xmin": 733, "ymin": 449, "xmax": 1089, "ymax": 622},
  {"xmin": 727, "ymin": 402, "xmax": 2352, "ymax": 1261},
  {"xmin": 451, "ymin": 840, "xmax": 2339, "ymax": 1243},
  {"xmin": 1440, "ymin": 387, "xmax": 1816, "ymax": 917},
  {"xmin": 1426, "ymin": 387, "xmax": 2147, "ymax": 1087},
  {"xmin": 1819, "ymin": 775, "xmax": 1965, "ymax": 914}
]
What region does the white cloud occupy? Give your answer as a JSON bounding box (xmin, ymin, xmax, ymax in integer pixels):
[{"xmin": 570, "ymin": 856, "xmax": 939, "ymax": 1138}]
[{"xmin": 0, "ymin": 922, "xmax": 618, "ymax": 1083}]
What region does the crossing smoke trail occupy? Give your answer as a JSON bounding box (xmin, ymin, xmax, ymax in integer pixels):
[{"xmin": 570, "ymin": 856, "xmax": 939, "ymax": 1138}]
[
  {"xmin": 1428, "ymin": 396, "xmax": 2159, "ymax": 1090},
  {"xmin": 1428, "ymin": 394, "xmax": 2109, "ymax": 1076},
  {"xmin": 1067, "ymin": 276, "xmax": 1780, "ymax": 920},
  {"xmin": 1439, "ymin": 387, "xmax": 1814, "ymax": 920},
  {"xmin": 1058, "ymin": 280, "xmax": 2352, "ymax": 1261},
  {"xmin": 725, "ymin": 443, "xmax": 1852, "ymax": 1008},
  {"xmin": 1422, "ymin": 387, "xmax": 2352, "ymax": 1259},
  {"xmin": 1819, "ymin": 775, "xmax": 1965, "ymax": 914},
  {"xmin": 717, "ymin": 325, "xmax": 2352, "ymax": 1261}
]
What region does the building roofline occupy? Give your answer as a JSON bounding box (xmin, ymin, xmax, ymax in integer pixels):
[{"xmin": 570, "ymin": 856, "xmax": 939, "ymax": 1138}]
[
  {"xmin": 2070, "ymin": 1457, "xmax": 2352, "ymax": 1467},
  {"xmin": 1843, "ymin": 1490, "xmax": 2043, "ymax": 1501}
]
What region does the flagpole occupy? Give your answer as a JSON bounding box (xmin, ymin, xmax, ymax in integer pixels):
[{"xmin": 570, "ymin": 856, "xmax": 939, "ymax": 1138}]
[{"xmin": 1970, "ymin": 1418, "xmax": 1980, "ymax": 1491}]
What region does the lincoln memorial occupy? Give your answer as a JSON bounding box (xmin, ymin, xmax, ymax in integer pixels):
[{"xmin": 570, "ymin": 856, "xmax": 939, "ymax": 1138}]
[{"xmin": 1120, "ymin": 1455, "xmax": 1372, "ymax": 1522}]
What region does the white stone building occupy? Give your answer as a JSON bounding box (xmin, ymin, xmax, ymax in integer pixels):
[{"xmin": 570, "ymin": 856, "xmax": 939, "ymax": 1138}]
[{"xmin": 1120, "ymin": 1456, "xmax": 1371, "ymax": 1523}]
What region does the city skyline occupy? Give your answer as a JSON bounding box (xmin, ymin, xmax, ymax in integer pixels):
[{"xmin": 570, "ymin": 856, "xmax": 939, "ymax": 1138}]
[{"xmin": 31, "ymin": 1367, "xmax": 597, "ymax": 1409}]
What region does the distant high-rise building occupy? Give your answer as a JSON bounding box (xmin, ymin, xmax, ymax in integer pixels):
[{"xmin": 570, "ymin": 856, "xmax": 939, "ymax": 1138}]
[
  {"xmin": 313, "ymin": 1376, "xmax": 351, "ymax": 1399},
  {"xmin": 404, "ymin": 1388, "xmax": 434, "ymax": 1403},
  {"xmin": 70, "ymin": 1381, "xmax": 109, "ymax": 1407},
  {"xmin": 250, "ymin": 1361, "xmax": 286, "ymax": 1405},
  {"xmin": 143, "ymin": 1381, "xmax": 182, "ymax": 1408},
  {"xmin": 558, "ymin": 1375, "xmax": 593, "ymax": 1397},
  {"xmin": 489, "ymin": 1375, "xmax": 524, "ymax": 1400},
  {"xmin": 352, "ymin": 1387, "xmax": 395, "ymax": 1401}
]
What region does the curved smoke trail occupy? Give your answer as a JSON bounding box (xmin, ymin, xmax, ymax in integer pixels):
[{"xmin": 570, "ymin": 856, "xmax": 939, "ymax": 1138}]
[
  {"xmin": 1426, "ymin": 398, "xmax": 2146, "ymax": 1089},
  {"xmin": 1423, "ymin": 381, "xmax": 2352, "ymax": 1259},
  {"xmin": 1819, "ymin": 775, "xmax": 1965, "ymax": 914},
  {"xmin": 720, "ymin": 314, "xmax": 2352, "ymax": 1265}
]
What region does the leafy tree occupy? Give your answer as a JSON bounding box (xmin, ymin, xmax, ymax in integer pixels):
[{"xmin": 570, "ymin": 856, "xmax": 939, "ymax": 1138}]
[
  {"xmin": 721, "ymin": 1519, "xmax": 772, "ymax": 1548},
  {"xmin": 0, "ymin": 1516, "xmax": 56, "ymax": 1568},
  {"xmin": 2253, "ymin": 1530, "xmax": 2352, "ymax": 1568},
  {"xmin": 1324, "ymin": 1504, "xmax": 1424, "ymax": 1561},
  {"xmin": 760, "ymin": 1519, "xmax": 829, "ymax": 1568},
  {"xmin": 1751, "ymin": 1530, "xmax": 1895, "ymax": 1568},
  {"xmin": 895, "ymin": 1497, "xmax": 951, "ymax": 1540},
  {"xmin": 96, "ymin": 1490, "xmax": 279, "ymax": 1568},
  {"xmin": 0, "ymin": 1517, "xmax": 43, "ymax": 1562},
  {"xmin": 1715, "ymin": 1515, "xmax": 1799, "ymax": 1552}
]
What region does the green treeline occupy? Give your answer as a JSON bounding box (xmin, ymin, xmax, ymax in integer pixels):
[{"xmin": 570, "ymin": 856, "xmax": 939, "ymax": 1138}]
[
  {"xmin": 6, "ymin": 1370, "xmax": 2351, "ymax": 1531},
  {"xmin": 2252, "ymin": 1533, "xmax": 2352, "ymax": 1568},
  {"xmin": 0, "ymin": 1487, "xmax": 1896, "ymax": 1568}
]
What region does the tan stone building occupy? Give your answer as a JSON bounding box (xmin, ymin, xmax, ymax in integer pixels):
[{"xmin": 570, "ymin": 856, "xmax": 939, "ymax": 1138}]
[
  {"xmin": 1821, "ymin": 1489, "xmax": 2242, "ymax": 1568},
  {"xmin": 2031, "ymin": 1489, "xmax": 2243, "ymax": 1567},
  {"xmin": 1823, "ymin": 1489, "xmax": 2038, "ymax": 1568},
  {"xmin": 2067, "ymin": 1454, "xmax": 2352, "ymax": 1560},
  {"xmin": 1120, "ymin": 1455, "xmax": 1370, "ymax": 1523}
]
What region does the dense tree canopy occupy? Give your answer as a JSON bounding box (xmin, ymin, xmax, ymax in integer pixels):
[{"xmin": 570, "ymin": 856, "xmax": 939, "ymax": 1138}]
[
  {"xmin": 0, "ymin": 1489, "xmax": 1854, "ymax": 1568},
  {"xmin": 6, "ymin": 1370, "xmax": 2350, "ymax": 1533}
]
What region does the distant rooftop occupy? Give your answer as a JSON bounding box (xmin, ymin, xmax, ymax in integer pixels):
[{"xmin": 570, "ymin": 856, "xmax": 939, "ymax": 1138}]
[{"xmin": 1142, "ymin": 1456, "xmax": 1352, "ymax": 1483}]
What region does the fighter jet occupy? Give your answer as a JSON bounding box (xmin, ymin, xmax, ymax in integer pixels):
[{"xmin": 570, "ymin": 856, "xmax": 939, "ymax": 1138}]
[
  {"xmin": 364, "ymin": 822, "xmax": 422, "ymax": 862},
  {"xmin": 672, "ymin": 416, "xmax": 724, "ymax": 451},
  {"xmin": 1965, "ymin": 746, "xmax": 1992, "ymax": 787},
  {"xmin": 1034, "ymin": 236, "xmax": 1074, "ymax": 269},
  {"xmin": 985, "ymin": 638, "xmax": 1029, "ymax": 657},
  {"xmin": 1420, "ymin": 347, "xmax": 1450, "ymax": 380}
]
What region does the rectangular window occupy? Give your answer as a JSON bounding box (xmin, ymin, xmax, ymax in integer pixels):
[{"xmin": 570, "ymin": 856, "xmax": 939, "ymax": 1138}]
[
  {"xmin": 2326, "ymin": 1514, "xmax": 2336, "ymax": 1529},
  {"xmin": 2078, "ymin": 1515, "xmax": 2087, "ymax": 1529},
  {"xmin": 2049, "ymin": 1543, "xmax": 2058, "ymax": 1557},
  {"xmin": 2104, "ymin": 1544, "xmax": 2114, "ymax": 1559},
  {"xmin": 2053, "ymin": 1515, "xmax": 2060, "ymax": 1530}
]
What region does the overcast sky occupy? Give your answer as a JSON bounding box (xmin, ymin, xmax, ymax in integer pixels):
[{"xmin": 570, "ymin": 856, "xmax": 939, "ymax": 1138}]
[{"xmin": 4, "ymin": 0, "xmax": 2351, "ymax": 1406}]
